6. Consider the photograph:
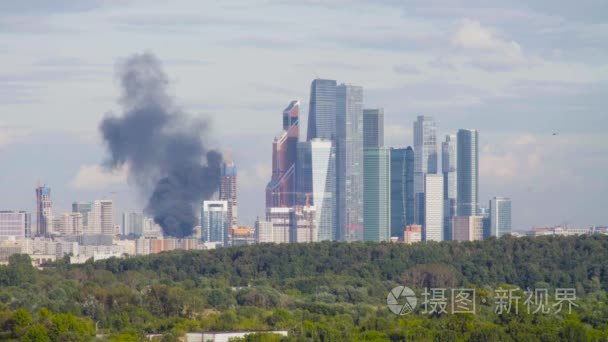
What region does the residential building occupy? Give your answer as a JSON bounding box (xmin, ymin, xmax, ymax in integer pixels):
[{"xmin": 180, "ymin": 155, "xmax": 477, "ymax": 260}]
[
  {"xmin": 0, "ymin": 211, "xmax": 28, "ymax": 239},
  {"xmin": 89, "ymin": 200, "xmax": 114, "ymax": 235},
  {"xmin": 72, "ymin": 202, "xmax": 92, "ymax": 228},
  {"xmin": 452, "ymin": 216, "xmax": 484, "ymax": 241},
  {"xmin": 122, "ymin": 212, "xmax": 144, "ymax": 236}
]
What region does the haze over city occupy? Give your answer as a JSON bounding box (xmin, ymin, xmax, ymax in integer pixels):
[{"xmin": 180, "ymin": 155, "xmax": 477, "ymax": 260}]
[{"xmin": 1, "ymin": 0, "xmax": 607, "ymax": 230}]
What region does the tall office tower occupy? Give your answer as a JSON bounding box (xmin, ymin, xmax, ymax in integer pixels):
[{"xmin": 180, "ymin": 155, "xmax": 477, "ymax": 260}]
[
  {"xmin": 363, "ymin": 108, "xmax": 384, "ymax": 148},
  {"xmin": 122, "ymin": 212, "xmax": 144, "ymax": 236},
  {"xmin": 452, "ymin": 216, "xmax": 484, "ymax": 242},
  {"xmin": 72, "ymin": 201, "xmax": 92, "ymax": 228},
  {"xmin": 489, "ymin": 197, "xmax": 512, "ymax": 238},
  {"xmin": 266, "ymin": 101, "xmax": 299, "ymax": 208},
  {"xmin": 307, "ymin": 79, "xmax": 338, "ymax": 141},
  {"xmin": 219, "ymin": 162, "xmax": 238, "ymax": 228},
  {"xmin": 290, "ymin": 205, "xmax": 317, "ymax": 243},
  {"xmin": 389, "ymin": 147, "xmax": 415, "ymax": 238},
  {"xmin": 423, "ymin": 174, "xmax": 444, "ymax": 242},
  {"xmin": 0, "ymin": 211, "xmax": 28, "ymax": 239},
  {"xmin": 457, "ymin": 129, "xmax": 479, "ymax": 216},
  {"xmin": 264, "ymin": 207, "xmax": 292, "ymax": 244},
  {"xmin": 296, "ymin": 139, "xmax": 336, "ymax": 241},
  {"xmin": 336, "ymin": 84, "xmax": 364, "ymax": 241},
  {"xmin": 363, "ymin": 147, "xmax": 391, "ymax": 242},
  {"xmin": 58, "ymin": 212, "xmax": 83, "ymax": 235},
  {"xmin": 201, "ymin": 201, "xmax": 229, "ymax": 246},
  {"xmin": 35, "ymin": 185, "xmax": 53, "ymax": 236},
  {"xmin": 413, "ymin": 116, "xmax": 437, "ymax": 224},
  {"xmin": 442, "ymin": 134, "xmax": 457, "ymax": 240},
  {"xmin": 90, "ymin": 200, "xmax": 114, "ymax": 235}
]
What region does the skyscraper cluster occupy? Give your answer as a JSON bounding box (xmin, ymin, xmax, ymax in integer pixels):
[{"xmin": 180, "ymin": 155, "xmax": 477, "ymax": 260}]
[{"xmin": 257, "ymin": 78, "xmax": 512, "ymax": 244}]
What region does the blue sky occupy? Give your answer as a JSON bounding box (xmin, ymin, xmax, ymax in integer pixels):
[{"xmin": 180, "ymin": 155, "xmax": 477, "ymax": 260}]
[{"xmin": 0, "ymin": 0, "xmax": 607, "ymax": 229}]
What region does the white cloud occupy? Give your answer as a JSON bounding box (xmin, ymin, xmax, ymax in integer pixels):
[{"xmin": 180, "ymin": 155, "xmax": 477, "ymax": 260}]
[
  {"xmin": 70, "ymin": 164, "xmax": 127, "ymax": 191},
  {"xmin": 452, "ymin": 19, "xmax": 538, "ymax": 71}
]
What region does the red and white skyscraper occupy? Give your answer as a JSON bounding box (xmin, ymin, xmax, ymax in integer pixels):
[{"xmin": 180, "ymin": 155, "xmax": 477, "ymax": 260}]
[{"xmin": 266, "ymin": 100, "xmax": 299, "ymax": 208}]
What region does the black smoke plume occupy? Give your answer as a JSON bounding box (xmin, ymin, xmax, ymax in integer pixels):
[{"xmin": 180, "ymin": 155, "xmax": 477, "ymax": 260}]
[{"xmin": 100, "ymin": 53, "xmax": 222, "ymax": 237}]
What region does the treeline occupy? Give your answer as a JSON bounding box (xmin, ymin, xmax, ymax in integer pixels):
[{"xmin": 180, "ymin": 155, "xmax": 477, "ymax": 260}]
[{"xmin": 0, "ymin": 235, "xmax": 607, "ymax": 341}]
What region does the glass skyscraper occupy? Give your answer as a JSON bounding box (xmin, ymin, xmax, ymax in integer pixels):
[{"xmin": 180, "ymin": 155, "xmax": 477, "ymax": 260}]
[
  {"xmin": 363, "ymin": 147, "xmax": 391, "ymax": 242},
  {"xmin": 363, "ymin": 108, "xmax": 384, "ymax": 148},
  {"xmin": 413, "ymin": 116, "xmax": 437, "ymax": 225},
  {"xmin": 220, "ymin": 162, "xmax": 238, "ymax": 228},
  {"xmin": 72, "ymin": 201, "xmax": 92, "ymax": 228},
  {"xmin": 335, "ymin": 84, "xmax": 364, "ymax": 241},
  {"xmin": 307, "ymin": 79, "xmax": 337, "ymax": 141},
  {"xmin": 266, "ymin": 100, "xmax": 299, "ymax": 208},
  {"xmin": 490, "ymin": 197, "xmax": 512, "ymax": 237},
  {"xmin": 35, "ymin": 185, "xmax": 53, "ymax": 236},
  {"xmin": 296, "ymin": 139, "xmax": 336, "ymax": 241},
  {"xmin": 390, "ymin": 147, "xmax": 415, "ymax": 238},
  {"xmin": 442, "ymin": 134, "xmax": 457, "ymax": 240},
  {"xmin": 201, "ymin": 201, "xmax": 229, "ymax": 246},
  {"xmin": 457, "ymin": 129, "xmax": 479, "ymax": 216}
]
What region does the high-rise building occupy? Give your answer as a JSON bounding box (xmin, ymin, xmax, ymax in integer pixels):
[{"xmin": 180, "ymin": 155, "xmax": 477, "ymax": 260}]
[
  {"xmin": 122, "ymin": 212, "xmax": 144, "ymax": 236},
  {"xmin": 72, "ymin": 202, "xmax": 92, "ymax": 228},
  {"xmin": 89, "ymin": 200, "xmax": 114, "ymax": 235},
  {"xmin": 452, "ymin": 216, "xmax": 484, "ymax": 242},
  {"xmin": 442, "ymin": 134, "xmax": 457, "ymax": 240},
  {"xmin": 201, "ymin": 201, "xmax": 229, "ymax": 246},
  {"xmin": 266, "ymin": 101, "xmax": 299, "ymax": 208},
  {"xmin": 58, "ymin": 212, "xmax": 83, "ymax": 235},
  {"xmin": 363, "ymin": 147, "xmax": 391, "ymax": 242},
  {"xmin": 0, "ymin": 211, "xmax": 28, "ymax": 239},
  {"xmin": 363, "ymin": 108, "xmax": 384, "ymax": 148},
  {"xmin": 490, "ymin": 197, "xmax": 512, "ymax": 238},
  {"xmin": 336, "ymin": 84, "xmax": 364, "ymax": 241},
  {"xmin": 264, "ymin": 207, "xmax": 292, "ymax": 244},
  {"xmin": 296, "ymin": 139, "xmax": 336, "ymax": 241},
  {"xmin": 307, "ymin": 79, "xmax": 338, "ymax": 141},
  {"xmin": 219, "ymin": 162, "xmax": 238, "ymax": 228},
  {"xmin": 389, "ymin": 147, "xmax": 415, "ymax": 238},
  {"xmin": 457, "ymin": 129, "xmax": 479, "ymax": 216},
  {"xmin": 290, "ymin": 205, "xmax": 317, "ymax": 243},
  {"xmin": 413, "ymin": 116, "xmax": 437, "ymax": 224},
  {"xmin": 35, "ymin": 185, "xmax": 53, "ymax": 236},
  {"xmin": 423, "ymin": 174, "xmax": 444, "ymax": 242}
]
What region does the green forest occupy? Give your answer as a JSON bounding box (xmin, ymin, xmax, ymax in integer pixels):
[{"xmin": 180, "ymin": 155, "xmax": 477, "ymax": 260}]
[{"xmin": 1, "ymin": 235, "xmax": 608, "ymax": 341}]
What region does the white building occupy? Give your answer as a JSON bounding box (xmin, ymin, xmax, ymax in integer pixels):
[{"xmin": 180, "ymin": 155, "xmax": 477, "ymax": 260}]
[
  {"xmin": 89, "ymin": 200, "xmax": 114, "ymax": 235},
  {"xmin": 423, "ymin": 174, "xmax": 444, "ymax": 241},
  {"xmin": 290, "ymin": 206, "xmax": 317, "ymax": 243},
  {"xmin": 0, "ymin": 211, "xmax": 28, "ymax": 240},
  {"xmin": 185, "ymin": 331, "xmax": 288, "ymax": 342},
  {"xmin": 490, "ymin": 197, "xmax": 512, "ymax": 238}
]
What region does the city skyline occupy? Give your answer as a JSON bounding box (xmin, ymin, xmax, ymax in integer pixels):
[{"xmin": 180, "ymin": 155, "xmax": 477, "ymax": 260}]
[{"xmin": 0, "ymin": 1, "xmax": 606, "ymax": 230}]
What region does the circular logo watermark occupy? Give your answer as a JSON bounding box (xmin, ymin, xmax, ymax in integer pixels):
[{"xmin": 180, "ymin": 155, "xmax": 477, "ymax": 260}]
[{"xmin": 387, "ymin": 286, "xmax": 417, "ymax": 315}]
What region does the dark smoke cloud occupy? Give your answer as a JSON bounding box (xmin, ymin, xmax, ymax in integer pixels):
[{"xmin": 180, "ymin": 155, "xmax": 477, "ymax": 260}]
[{"xmin": 100, "ymin": 53, "xmax": 222, "ymax": 238}]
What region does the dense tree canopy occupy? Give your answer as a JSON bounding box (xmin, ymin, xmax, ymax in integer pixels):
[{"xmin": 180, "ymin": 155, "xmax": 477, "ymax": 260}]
[{"xmin": 1, "ymin": 235, "xmax": 607, "ymax": 341}]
